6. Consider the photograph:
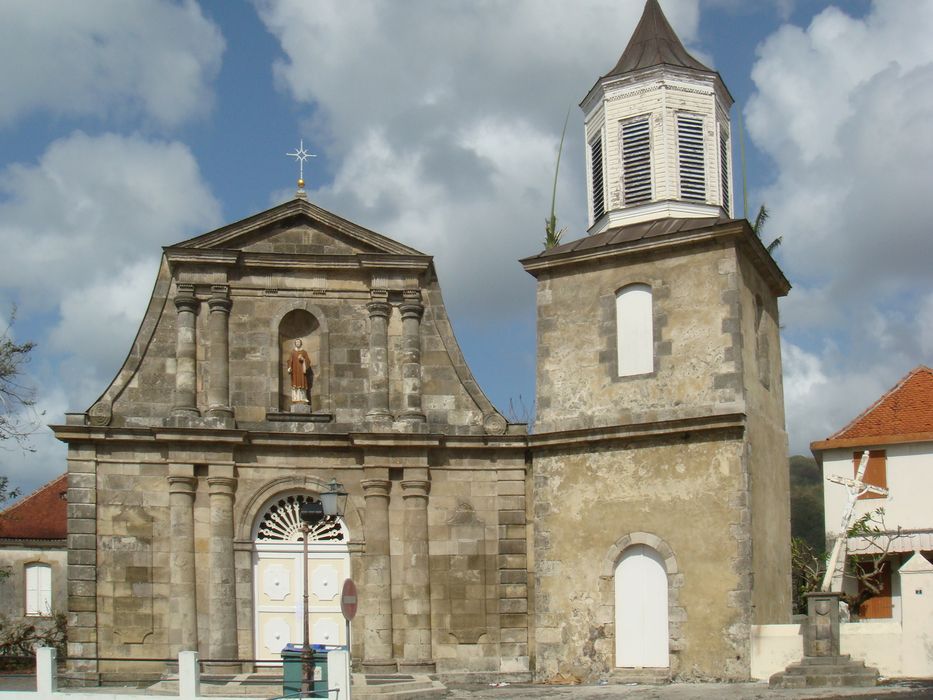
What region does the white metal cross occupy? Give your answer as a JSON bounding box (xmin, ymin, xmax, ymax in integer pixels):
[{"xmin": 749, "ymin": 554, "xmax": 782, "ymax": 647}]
[
  {"xmin": 286, "ymin": 139, "xmax": 317, "ymax": 188},
  {"xmin": 821, "ymin": 450, "xmax": 889, "ymax": 591}
]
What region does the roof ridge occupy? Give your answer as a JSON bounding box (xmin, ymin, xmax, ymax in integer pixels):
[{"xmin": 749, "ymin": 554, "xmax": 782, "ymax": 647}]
[
  {"xmin": 0, "ymin": 473, "xmax": 67, "ymax": 517},
  {"xmin": 827, "ymin": 365, "xmax": 933, "ymax": 441}
]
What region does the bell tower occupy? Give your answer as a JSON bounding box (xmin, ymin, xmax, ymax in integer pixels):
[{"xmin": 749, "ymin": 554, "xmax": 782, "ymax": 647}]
[{"xmin": 582, "ymin": 0, "xmax": 734, "ymax": 233}]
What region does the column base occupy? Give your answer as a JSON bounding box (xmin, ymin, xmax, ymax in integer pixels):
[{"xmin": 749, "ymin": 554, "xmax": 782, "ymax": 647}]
[
  {"xmin": 399, "ymin": 411, "xmax": 426, "ymax": 423},
  {"xmin": 171, "ymin": 406, "xmax": 200, "ymax": 417},
  {"xmin": 362, "ymin": 659, "xmax": 398, "ymax": 674},
  {"xmin": 202, "ymin": 661, "xmax": 243, "ymax": 675},
  {"xmin": 366, "ymin": 410, "xmax": 393, "ymax": 422},
  {"xmin": 397, "ymin": 659, "xmax": 436, "ymax": 674}
]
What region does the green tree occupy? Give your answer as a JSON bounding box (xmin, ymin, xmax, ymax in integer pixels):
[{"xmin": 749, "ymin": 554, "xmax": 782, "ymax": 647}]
[{"xmin": 751, "ymin": 204, "xmax": 782, "ymax": 254}]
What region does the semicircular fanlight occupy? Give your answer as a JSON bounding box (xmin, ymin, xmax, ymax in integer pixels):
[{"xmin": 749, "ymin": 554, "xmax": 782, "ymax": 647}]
[{"xmin": 255, "ymin": 493, "xmax": 347, "ymax": 543}]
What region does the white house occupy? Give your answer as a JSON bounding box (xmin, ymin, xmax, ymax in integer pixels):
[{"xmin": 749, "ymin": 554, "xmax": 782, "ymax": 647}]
[{"xmin": 811, "ymin": 365, "xmax": 933, "ymax": 621}]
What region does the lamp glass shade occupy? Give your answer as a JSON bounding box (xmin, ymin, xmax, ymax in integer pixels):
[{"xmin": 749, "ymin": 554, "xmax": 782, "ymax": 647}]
[{"xmin": 320, "ymin": 478, "xmax": 348, "ymax": 517}]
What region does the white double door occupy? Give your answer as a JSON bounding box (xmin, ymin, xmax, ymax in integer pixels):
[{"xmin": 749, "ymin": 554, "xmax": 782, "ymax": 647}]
[
  {"xmin": 614, "ymin": 544, "xmax": 669, "ymax": 668},
  {"xmin": 253, "ymin": 544, "xmax": 349, "ymax": 662}
]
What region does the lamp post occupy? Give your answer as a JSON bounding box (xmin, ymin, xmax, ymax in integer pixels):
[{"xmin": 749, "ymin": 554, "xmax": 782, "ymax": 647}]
[{"xmin": 298, "ymin": 479, "xmax": 348, "ymax": 697}]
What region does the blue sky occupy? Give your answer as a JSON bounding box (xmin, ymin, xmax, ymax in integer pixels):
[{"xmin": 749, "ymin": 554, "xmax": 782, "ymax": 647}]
[{"xmin": 1, "ymin": 0, "xmax": 931, "ymax": 497}]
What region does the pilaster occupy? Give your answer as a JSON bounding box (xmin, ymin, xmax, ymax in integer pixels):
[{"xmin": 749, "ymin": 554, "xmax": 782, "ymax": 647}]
[
  {"xmin": 399, "ymin": 292, "xmax": 426, "ymax": 423},
  {"xmin": 366, "ymin": 296, "xmax": 392, "ymax": 424},
  {"xmin": 167, "ymin": 465, "xmax": 199, "ymax": 655},
  {"xmin": 172, "ymin": 285, "xmax": 200, "ymax": 417},
  {"xmin": 206, "ymin": 286, "xmax": 233, "ymax": 422},
  {"xmin": 361, "ymin": 475, "xmax": 396, "ymax": 672},
  {"xmin": 207, "ymin": 466, "xmax": 238, "ymax": 669},
  {"xmin": 399, "ymin": 471, "xmax": 434, "ymax": 672}
]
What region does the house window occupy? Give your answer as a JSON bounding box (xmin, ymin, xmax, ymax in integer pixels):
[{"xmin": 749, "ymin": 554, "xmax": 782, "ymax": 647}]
[
  {"xmin": 590, "ymin": 136, "xmax": 605, "ymax": 221},
  {"xmin": 621, "ymin": 117, "xmax": 651, "ymax": 205},
  {"xmin": 719, "ymin": 126, "xmax": 731, "ymax": 216},
  {"xmin": 616, "ymin": 284, "xmax": 653, "ymax": 377},
  {"xmin": 677, "ymin": 114, "xmax": 706, "ymax": 202},
  {"xmin": 854, "ymin": 450, "xmax": 887, "ymax": 500},
  {"xmin": 25, "ymin": 563, "xmax": 52, "ymax": 616}
]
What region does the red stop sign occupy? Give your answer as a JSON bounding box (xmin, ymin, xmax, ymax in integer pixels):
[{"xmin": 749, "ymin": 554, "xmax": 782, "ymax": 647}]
[{"xmin": 341, "ymin": 578, "xmax": 358, "ymax": 621}]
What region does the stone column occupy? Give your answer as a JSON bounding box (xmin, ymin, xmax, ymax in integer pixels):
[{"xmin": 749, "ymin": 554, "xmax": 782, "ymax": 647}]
[
  {"xmin": 207, "ymin": 467, "xmax": 238, "ymax": 669},
  {"xmin": 399, "ymin": 294, "xmax": 426, "ymax": 423},
  {"xmin": 400, "ymin": 473, "xmax": 434, "ymax": 672},
  {"xmin": 361, "ymin": 477, "xmax": 395, "ymax": 672},
  {"xmin": 172, "ymin": 285, "xmax": 200, "ymax": 417},
  {"xmin": 366, "ymin": 298, "xmax": 392, "ymax": 423},
  {"xmin": 167, "ymin": 465, "xmax": 198, "ymax": 655},
  {"xmin": 206, "ymin": 286, "xmax": 233, "ymax": 420}
]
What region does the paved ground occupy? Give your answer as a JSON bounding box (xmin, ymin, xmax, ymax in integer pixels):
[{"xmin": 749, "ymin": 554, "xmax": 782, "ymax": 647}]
[{"xmin": 443, "ymin": 680, "xmax": 933, "ymax": 700}]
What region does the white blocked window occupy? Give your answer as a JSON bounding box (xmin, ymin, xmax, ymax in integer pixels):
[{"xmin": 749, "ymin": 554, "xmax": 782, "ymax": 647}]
[
  {"xmin": 590, "ymin": 136, "xmax": 605, "ymax": 221},
  {"xmin": 616, "ymin": 284, "xmax": 653, "ymax": 377},
  {"xmin": 621, "ymin": 117, "xmax": 652, "ymax": 205},
  {"xmin": 677, "ymin": 114, "xmax": 706, "ymax": 202},
  {"xmin": 25, "ymin": 563, "xmax": 52, "ymax": 616}
]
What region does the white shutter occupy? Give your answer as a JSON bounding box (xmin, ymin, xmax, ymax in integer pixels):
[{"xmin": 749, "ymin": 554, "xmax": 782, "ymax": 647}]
[
  {"xmin": 622, "ymin": 118, "xmax": 652, "ymax": 205},
  {"xmin": 677, "ymin": 115, "xmax": 706, "ymax": 202},
  {"xmin": 616, "ymin": 284, "xmax": 653, "ymax": 377},
  {"xmin": 25, "ymin": 563, "xmax": 51, "ymax": 615}
]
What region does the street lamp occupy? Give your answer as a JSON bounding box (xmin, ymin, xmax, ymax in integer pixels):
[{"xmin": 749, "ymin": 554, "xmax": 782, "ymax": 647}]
[{"xmin": 298, "ymin": 480, "xmax": 347, "ymax": 697}]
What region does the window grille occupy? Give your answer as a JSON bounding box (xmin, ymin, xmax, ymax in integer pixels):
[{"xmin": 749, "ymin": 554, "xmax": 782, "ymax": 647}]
[
  {"xmin": 677, "ymin": 115, "xmax": 706, "ymax": 202},
  {"xmin": 622, "ymin": 118, "xmax": 652, "ymax": 205},
  {"xmin": 590, "ymin": 137, "xmax": 605, "ymax": 221},
  {"xmin": 720, "ymin": 128, "xmax": 730, "ymax": 216}
]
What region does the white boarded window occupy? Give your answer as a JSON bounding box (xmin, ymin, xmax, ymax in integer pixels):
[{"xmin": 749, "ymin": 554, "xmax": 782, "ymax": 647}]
[
  {"xmin": 621, "ymin": 117, "xmax": 651, "ymax": 205},
  {"xmin": 719, "ymin": 127, "xmax": 730, "ymax": 216},
  {"xmin": 590, "ymin": 137, "xmax": 605, "ymax": 221},
  {"xmin": 25, "ymin": 563, "xmax": 52, "ymax": 616},
  {"xmin": 677, "ymin": 114, "xmax": 706, "ymax": 202},
  {"xmin": 616, "ymin": 284, "xmax": 653, "ymax": 377}
]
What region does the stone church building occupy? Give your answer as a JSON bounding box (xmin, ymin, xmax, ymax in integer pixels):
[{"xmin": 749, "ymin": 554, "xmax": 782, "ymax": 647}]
[{"xmin": 54, "ymin": 0, "xmax": 791, "ymax": 684}]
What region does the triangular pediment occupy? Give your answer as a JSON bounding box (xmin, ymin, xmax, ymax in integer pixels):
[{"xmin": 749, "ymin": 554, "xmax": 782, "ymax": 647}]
[{"xmin": 167, "ymin": 197, "xmax": 425, "ymax": 257}]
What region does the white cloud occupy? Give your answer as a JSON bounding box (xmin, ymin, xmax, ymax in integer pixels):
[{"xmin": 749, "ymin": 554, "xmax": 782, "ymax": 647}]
[
  {"xmin": 0, "ymin": 133, "xmax": 221, "ymax": 490},
  {"xmin": 255, "ymin": 0, "xmax": 703, "ymax": 320},
  {"xmin": 748, "ymin": 1, "xmax": 933, "ymax": 449},
  {"xmin": 0, "ymin": 0, "xmax": 224, "ymax": 128}
]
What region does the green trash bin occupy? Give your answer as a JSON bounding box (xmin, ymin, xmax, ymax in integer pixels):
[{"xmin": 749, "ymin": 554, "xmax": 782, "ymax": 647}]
[{"xmin": 281, "ymin": 644, "xmax": 328, "ymax": 698}]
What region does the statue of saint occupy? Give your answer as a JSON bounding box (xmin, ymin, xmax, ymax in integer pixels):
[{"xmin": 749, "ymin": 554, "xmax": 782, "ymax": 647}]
[{"xmin": 286, "ymin": 338, "xmax": 313, "ymax": 405}]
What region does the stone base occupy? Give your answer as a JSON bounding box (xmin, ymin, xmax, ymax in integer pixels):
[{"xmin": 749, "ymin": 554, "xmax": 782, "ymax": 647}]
[
  {"xmin": 397, "ymin": 659, "xmax": 436, "ymax": 674},
  {"xmin": 609, "ymin": 667, "xmax": 671, "ymax": 685},
  {"xmin": 290, "ymin": 402, "xmax": 312, "ymax": 414},
  {"xmin": 362, "ymin": 659, "xmax": 399, "ymax": 674},
  {"xmin": 769, "ymin": 654, "xmax": 879, "ymax": 688}
]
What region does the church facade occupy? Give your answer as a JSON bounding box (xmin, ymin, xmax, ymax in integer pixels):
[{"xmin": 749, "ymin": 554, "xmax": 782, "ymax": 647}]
[{"xmin": 54, "ymin": 0, "xmax": 791, "ymax": 685}]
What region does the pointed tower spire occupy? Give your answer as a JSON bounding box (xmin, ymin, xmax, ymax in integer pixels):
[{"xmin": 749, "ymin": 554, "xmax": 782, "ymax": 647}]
[
  {"xmin": 608, "ymin": 0, "xmax": 712, "ymax": 76},
  {"xmin": 581, "ymin": 0, "xmax": 734, "ymax": 233}
]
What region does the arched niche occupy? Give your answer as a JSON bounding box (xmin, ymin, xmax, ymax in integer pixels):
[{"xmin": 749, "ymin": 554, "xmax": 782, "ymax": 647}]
[{"xmin": 278, "ymin": 309, "xmax": 327, "ymax": 412}]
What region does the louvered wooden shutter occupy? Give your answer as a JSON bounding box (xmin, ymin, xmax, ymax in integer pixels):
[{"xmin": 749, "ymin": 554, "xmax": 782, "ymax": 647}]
[
  {"xmin": 677, "ymin": 115, "xmax": 706, "ymax": 202},
  {"xmin": 591, "ymin": 137, "xmax": 605, "ymax": 220},
  {"xmin": 720, "ymin": 128, "xmax": 730, "ymax": 215},
  {"xmin": 622, "ymin": 118, "xmax": 651, "ymax": 205}
]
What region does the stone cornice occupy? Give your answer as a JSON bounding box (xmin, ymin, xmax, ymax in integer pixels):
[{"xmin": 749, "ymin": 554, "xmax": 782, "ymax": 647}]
[{"xmin": 163, "ymin": 248, "xmax": 432, "ymax": 273}]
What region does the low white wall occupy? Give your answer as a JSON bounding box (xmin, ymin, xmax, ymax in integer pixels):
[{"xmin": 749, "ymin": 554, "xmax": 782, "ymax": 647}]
[{"xmin": 750, "ymin": 623, "xmax": 802, "ymax": 680}]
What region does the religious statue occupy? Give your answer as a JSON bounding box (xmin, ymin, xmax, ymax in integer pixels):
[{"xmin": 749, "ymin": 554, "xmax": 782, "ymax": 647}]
[{"xmin": 286, "ymin": 338, "xmax": 313, "ymax": 407}]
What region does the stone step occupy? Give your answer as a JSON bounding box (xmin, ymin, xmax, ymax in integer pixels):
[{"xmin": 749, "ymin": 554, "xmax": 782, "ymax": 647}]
[
  {"xmin": 608, "ymin": 668, "xmax": 671, "ymax": 685},
  {"xmin": 770, "ymin": 656, "xmax": 880, "ymax": 689},
  {"xmin": 352, "ymin": 673, "xmax": 447, "ymax": 700}
]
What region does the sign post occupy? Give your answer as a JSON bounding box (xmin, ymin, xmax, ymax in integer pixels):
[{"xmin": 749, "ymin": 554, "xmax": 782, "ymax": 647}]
[{"xmin": 340, "ymin": 578, "xmax": 358, "ymax": 700}]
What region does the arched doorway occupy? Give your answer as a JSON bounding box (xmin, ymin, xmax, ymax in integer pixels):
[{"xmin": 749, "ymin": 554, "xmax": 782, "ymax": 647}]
[
  {"xmin": 253, "ymin": 493, "xmax": 349, "ymax": 662},
  {"xmin": 614, "ymin": 544, "xmax": 669, "ymax": 668}
]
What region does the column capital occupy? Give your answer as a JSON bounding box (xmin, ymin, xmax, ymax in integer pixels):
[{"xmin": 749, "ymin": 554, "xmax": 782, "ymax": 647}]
[
  {"xmin": 174, "ymin": 294, "xmax": 199, "ymax": 313},
  {"xmin": 367, "ymin": 300, "xmax": 391, "ymax": 319},
  {"xmin": 167, "ymin": 475, "xmax": 197, "ymax": 495},
  {"xmin": 361, "ymin": 478, "xmax": 391, "ymax": 499},
  {"xmin": 401, "ymin": 479, "xmax": 430, "ymax": 499},
  {"xmin": 206, "ymin": 475, "xmax": 237, "ymax": 496},
  {"xmin": 399, "ymin": 302, "xmax": 424, "ymax": 321},
  {"xmin": 207, "ymin": 295, "xmax": 232, "ymax": 314}
]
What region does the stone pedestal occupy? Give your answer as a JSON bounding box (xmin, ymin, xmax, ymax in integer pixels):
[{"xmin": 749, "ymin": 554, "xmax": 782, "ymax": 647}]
[{"xmin": 770, "ymin": 592, "xmax": 879, "ymax": 688}]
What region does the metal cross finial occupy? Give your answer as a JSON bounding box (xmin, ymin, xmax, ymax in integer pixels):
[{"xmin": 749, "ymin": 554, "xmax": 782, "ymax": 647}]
[{"xmin": 286, "ymin": 139, "xmax": 317, "ymax": 191}]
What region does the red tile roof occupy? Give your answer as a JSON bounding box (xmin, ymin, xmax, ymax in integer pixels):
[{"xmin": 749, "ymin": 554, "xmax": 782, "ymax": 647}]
[
  {"xmin": 815, "ymin": 366, "xmax": 933, "ymax": 449},
  {"xmin": 0, "ymin": 474, "xmax": 68, "ymax": 540}
]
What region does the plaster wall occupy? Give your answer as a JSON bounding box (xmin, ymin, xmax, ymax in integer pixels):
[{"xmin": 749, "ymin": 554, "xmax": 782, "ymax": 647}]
[
  {"xmin": 535, "ymin": 241, "xmax": 742, "ymax": 434},
  {"xmin": 822, "ymin": 443, "xmax": 933, "ymax": 535},
  {"xmin": 532, "ymin": 435, "xmax": 752, "ymax": 681}
]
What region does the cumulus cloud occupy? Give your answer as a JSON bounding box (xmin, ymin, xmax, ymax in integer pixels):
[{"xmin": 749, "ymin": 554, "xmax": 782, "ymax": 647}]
[
  {"xmin": 748, "ymin": 1, "xmax": 933, "ymax": 451},
  {"xmin": 255, "ymin": 0, "xmax": 703, "ymax": 320},
  {"xmin": 0, "ymin": 0, "xmax": 224, "ymax": 128},
  {"xmin": 0, "ymin": 133, "xmax": 221, "ymax": 492}
]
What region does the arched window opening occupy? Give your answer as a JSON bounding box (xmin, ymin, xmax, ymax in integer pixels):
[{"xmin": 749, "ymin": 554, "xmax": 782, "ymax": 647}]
[
  {"xmin": 616, "ymin": 284, "xmax": 653, "ymax": 377},
  {"xmin": 25, "ymin": 562, "xmax": 52, "ymax": 616}
]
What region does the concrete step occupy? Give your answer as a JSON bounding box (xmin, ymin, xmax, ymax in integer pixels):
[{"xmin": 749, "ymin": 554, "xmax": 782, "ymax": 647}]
[
  {"xmin": 608, "ymin": 668, "xmax": 671, "ymax": 685},
  {"xmin": 770, "ymin": 655, "xmax": 879, "ymax": 689},
  {"xmin": 352, "ymin": 673, "xmax": 447, "ymax": 699}
]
